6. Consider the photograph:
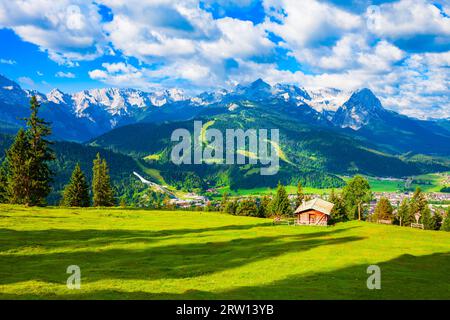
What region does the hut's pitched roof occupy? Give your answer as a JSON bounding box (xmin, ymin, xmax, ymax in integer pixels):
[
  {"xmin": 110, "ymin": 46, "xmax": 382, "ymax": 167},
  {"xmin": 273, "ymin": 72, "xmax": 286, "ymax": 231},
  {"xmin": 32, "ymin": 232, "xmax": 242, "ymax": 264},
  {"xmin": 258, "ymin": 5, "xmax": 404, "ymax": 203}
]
[{"xmin": 294, "ymin": 198, "xmax": 334, "ymax": 215}]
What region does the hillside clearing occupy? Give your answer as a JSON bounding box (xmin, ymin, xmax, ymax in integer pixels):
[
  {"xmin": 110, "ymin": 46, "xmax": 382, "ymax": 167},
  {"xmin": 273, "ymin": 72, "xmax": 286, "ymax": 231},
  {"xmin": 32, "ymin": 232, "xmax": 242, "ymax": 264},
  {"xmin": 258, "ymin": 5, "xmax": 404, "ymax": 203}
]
[{"xmin": 0, "ymin": 205, "xmax": 449, "ymax": 299}]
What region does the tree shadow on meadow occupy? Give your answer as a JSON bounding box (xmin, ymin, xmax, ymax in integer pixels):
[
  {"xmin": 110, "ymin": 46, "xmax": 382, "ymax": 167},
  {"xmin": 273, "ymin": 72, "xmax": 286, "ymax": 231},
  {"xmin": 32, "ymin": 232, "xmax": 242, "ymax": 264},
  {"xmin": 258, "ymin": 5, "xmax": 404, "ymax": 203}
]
[
  {"xmin": 0, "ymin": 222, "xmax": 279, "ymax": 252},
  {"xmin": 0, "ymin": 226, "xmax": 363, "ymax": 287},
  {"xmin": 1, "ymin": 251, "xmax": 447, "ymax": 300},
  {"xmin": 207, "ymin": 251, "xmax": 450, "ymax": 300}
]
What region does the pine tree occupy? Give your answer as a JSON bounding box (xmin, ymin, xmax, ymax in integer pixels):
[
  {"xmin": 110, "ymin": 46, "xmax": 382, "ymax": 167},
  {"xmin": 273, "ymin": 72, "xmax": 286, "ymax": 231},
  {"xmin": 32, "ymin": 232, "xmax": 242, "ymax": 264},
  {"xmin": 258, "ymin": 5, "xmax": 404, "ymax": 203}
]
[
  {"xmin": 92, "ymin": 153, "xmax": 102, "ymax": 206},
  {"xmin": 270, "ymin": 182, "xmax": 293, "ymax": 217},
  {"xmin": 373, "ymin": 197, "xmax": 394, "ymax": 222},
  {"xmin": 101, "ymin": 158, "xmax": 115, "ymax": 206},
  {"xmin": 62, "ymin": 163, "xmax": 90, "ymax": 207},
  {"xmin": 4, "ymin": 129, "xmax": 31, "ymax": 204},
  {"xmin": 257, "ymin": 195, "xmax": 271, "ymax": 218},
  {"xmin": 295, "ymin": 182, "xmax": 304, "ymax": 208},
  {"xmin": 92, "ymin": 153, "xmax": 115, "ymax": 207},
  {"xmin": 420, "ymin": 206, "xmax": 433, "ymax": 230},
  {"xmin": 396, "ymin": 198, "xmax": 412, "ymax": 226},
  {"xmin": 409, "ymin": 187, "xmax": 427, "ymax": 222},
  {"xmin": 26, "ymin": 96, "xmax": 55, "ymax": 206},
  {"xmin": 441, "ymin": 208, "xmax": 450, "ymax": 231}
]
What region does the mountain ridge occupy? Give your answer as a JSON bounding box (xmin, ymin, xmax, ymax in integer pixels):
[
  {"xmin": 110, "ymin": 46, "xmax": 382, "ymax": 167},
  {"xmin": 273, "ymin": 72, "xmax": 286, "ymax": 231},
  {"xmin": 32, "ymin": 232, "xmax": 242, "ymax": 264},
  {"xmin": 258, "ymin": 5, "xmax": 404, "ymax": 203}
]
[{"xmin": 0, "ymin": 74, "xmax": 449, "ymax": 156}]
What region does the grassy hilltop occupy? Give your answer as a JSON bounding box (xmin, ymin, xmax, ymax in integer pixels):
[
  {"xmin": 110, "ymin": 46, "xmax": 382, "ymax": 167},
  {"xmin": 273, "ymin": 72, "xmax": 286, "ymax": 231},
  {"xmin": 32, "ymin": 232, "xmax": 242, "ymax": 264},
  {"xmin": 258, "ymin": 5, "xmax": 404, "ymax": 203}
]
[{"xmin": 0, "ymin": 205, "xmax": 449, "ymax": 299}]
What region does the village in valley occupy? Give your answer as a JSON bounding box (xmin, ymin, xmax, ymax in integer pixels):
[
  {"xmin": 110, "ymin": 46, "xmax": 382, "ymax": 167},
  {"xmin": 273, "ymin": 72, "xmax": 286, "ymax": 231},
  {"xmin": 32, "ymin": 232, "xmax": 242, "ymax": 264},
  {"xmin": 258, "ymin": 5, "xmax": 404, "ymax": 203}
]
[{"xmin": 133, "ymin": 170, "xmax": 450, "ymax": 230}]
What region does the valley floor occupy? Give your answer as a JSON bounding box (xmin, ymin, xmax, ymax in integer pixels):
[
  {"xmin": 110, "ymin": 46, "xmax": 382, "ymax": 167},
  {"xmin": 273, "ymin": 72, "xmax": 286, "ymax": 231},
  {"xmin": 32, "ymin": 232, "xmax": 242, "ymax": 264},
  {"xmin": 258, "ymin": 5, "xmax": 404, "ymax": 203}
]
[{"xmin": 0, "ymin": 205, "xmax": 449, "ymax": 299}]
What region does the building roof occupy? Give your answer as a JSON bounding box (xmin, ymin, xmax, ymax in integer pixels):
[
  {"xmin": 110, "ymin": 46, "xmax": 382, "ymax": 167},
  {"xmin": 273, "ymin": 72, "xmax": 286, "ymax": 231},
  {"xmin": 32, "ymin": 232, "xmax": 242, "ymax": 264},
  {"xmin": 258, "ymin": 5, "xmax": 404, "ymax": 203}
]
[{"xmin": 294, "ymin": 198, "xmax": 334, "ymax": 216}]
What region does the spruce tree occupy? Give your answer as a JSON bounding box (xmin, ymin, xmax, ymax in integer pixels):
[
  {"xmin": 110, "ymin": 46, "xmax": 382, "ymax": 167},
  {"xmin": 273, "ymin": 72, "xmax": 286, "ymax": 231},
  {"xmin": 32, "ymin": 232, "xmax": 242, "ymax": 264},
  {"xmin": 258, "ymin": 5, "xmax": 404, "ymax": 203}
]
[
  {"xmin": 4, "ymin": 129, "xmax": 31, "ymax": 204},
  {"xmin": 270, "ymin": 182, "xmax": 292, "ymax": 217},
  {"xmin": 62, "ymin": 163, "xmax": 90, "ymax": 207},
  {"xmin": 409, "ymin": 187, "xmax": 427, "ymax": 222},
  {"xmin": 295, "ymin": 181, "xmax": 304, "ymax": 208},
  {"xmin": 441, "ymin": 208, "xmax": 450, "ymax": 231},
  {"xmin": 396, "ymin": 198, "xmax": 412, "ymax": 226},
  {"xmin": 101, "ymin": 158, "xmax": 115, "ymax": 206},
  {"xmin": 257, "ymin": 195, "xmax": 271, "ymax": 218},
  {"xmin": 26, "ymin": 96, "xmax": 55, "ymax": 206},
  {"xmin": 92, "ymin": 153, "xmax": 115, "ymax": 207},
  {"xmin": 373, "ymin": 197, "xmax": 394, "ymax": 221},
  {"xmin": 420, "ymin": 206, "xmax": 434, "ymax": 230}
]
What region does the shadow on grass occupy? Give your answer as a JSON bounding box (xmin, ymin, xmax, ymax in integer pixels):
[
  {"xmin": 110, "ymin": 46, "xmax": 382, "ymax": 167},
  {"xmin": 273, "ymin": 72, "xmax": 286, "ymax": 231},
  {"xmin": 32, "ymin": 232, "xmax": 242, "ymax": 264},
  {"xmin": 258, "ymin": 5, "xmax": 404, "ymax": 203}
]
[
  {"xmin": 208, "ymin": 251, "xmax": 450, "ymax": 300},
  {"xmin": 0, "ymin": 227, "xmax": 363, "ymax": 286},
  {"xmin": 2, "ymin": 251, "xmax": 447, "ymax": 300},
  {"xmin": 0, "ymin": 223, "xmax": 275, "ymax": 252}
]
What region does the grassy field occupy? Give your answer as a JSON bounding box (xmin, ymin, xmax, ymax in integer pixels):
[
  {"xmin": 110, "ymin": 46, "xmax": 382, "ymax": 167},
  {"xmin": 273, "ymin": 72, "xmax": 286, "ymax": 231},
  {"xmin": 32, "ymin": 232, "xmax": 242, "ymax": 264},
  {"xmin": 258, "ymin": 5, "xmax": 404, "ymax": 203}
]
[{"xmin": 0, "ymin": 205, "xmax": 449, "ymax": 300}]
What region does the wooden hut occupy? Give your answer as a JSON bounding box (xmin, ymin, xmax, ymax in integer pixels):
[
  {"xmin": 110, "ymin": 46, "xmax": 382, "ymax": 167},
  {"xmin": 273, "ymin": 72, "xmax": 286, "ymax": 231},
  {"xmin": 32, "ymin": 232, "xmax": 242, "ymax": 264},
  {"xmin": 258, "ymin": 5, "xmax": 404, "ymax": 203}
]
[{"xmin": 294, "ymin": 198, "xmax": 334, "ymax": 226}]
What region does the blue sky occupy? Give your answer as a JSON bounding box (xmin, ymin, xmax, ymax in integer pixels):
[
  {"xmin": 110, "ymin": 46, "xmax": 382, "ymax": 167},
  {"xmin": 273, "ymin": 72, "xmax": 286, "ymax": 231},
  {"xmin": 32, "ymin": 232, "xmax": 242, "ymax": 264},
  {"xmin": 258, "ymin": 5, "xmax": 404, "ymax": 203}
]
[{"xmin": 0, "ymin": 0, "xmax": 449, "ymax": 119}]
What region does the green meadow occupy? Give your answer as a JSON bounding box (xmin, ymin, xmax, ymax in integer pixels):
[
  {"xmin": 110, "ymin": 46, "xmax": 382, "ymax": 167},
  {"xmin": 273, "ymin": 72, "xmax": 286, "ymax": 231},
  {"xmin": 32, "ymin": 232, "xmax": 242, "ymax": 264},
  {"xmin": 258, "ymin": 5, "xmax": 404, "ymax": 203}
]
[{"xmin": 0, "ymin": 205, "xmax": 449, "ymax": 299}]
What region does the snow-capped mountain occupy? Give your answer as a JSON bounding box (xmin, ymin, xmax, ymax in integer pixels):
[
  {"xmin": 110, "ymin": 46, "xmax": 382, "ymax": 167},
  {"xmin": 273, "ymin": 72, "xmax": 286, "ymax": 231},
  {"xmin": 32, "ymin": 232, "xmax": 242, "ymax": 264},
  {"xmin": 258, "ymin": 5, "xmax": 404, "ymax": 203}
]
[
  {"xmin": 332, "ymin": 88, "xmax": 385, "ymax": 130},
  {"xmin": 47, "ymin": 88, "xmax": 72, "ymax": 105},
  {"xmin": 192, "ymin": 89, "xmax": 228, "ymax": 105},
  {"xmin": 273, "ymin": 83, "xmax": 311, "ymax": 104},
  {"xmin": 1, "ymin": 74, "xmax": 449, "ymax": 155},
  {"xmin": 60, "ymin": 87, "xmax": 187, "ymax": 116}
]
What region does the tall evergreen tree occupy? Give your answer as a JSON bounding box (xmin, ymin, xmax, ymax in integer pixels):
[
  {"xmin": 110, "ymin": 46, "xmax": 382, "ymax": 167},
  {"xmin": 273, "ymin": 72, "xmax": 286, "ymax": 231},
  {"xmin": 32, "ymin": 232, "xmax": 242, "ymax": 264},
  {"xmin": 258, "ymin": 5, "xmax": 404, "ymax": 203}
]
[
  {"xmin": 419, "ymin": 206, "xmax": 434, "ymax": 230},
  {"xmin": 4, "ymin": 129, "xmax": 31, "ymax": 204},
  {"xmin": 373, "ymin": 197, "xmax": 394, "ymax": 221},
  {"xmin": 270, "ymin": 182, "xmax": 292, "ymax": 217},
  {"xmin": 62, "ymin": 163, "xmax": 90, "ymax": 207},
  {"xmin": 26, "ymin": 96, "xmax": 55, "ymax": 206},
  {"xmin": 92, "ymin": 153, "xmax": 115, "ymax": 207},
  {"xmin": 395, "ymin": 198, "xmax": 413, "ymax": 226},
  {"xmin": 410, "ymin": 187, "xmax": 428, "ymax": 223},
  {"xmin": 441, "ymin": 208, "xmax": 450, "ymax": 231},
  {"xmin": 257, "ymin": 195, "xmax": 271, "ymax": 218},
  {"xmin": 295, "ymin": 181, "xmax": 304, "ymax": 208}
]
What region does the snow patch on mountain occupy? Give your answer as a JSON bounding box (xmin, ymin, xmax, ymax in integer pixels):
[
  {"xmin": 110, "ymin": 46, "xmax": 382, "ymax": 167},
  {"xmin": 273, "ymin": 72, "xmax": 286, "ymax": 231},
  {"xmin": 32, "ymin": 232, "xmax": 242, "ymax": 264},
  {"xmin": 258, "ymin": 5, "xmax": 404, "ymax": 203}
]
[{"xmin": 306, "ymin": 88, "xmax": 351, "ymax": 112}]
